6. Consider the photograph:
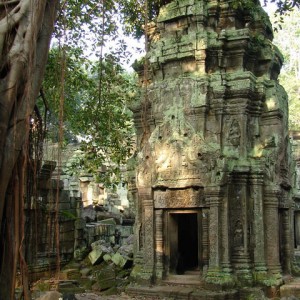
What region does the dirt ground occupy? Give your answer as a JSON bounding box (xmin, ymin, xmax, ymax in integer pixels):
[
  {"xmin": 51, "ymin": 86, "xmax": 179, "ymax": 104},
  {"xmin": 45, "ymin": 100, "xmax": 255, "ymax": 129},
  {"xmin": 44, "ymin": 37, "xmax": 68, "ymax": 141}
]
[{"xmin": 74, "ymin": 293, "xmax": 166, "ymax": 300}]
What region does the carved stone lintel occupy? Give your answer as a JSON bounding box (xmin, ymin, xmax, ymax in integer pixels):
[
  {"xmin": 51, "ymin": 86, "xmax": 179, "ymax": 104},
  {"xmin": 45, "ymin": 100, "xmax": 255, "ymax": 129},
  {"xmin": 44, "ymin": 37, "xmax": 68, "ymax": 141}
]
[{"xmin": 154, "ymin": 188, "xmax": 204, "ymax": 209}]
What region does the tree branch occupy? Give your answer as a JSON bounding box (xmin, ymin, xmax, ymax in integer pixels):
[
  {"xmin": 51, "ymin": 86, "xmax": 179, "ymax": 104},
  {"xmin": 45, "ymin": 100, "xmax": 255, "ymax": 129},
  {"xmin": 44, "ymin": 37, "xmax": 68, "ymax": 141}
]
[
  {"xmin": 0, "ymin": 0, "xmax": 20, "ymax": 6},
  {"xmin": 0, "ymin": 0, "xmax": 30, "ymax": 34}
]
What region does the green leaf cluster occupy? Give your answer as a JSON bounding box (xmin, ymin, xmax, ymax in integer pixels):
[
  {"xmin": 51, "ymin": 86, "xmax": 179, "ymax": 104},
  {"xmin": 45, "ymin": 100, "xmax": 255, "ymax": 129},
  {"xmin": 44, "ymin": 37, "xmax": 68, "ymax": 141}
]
[
  {"xmin": 272, "ymin": 8, "xmax": 300, "ymax": 129},
  {"xmin": 41, "ymin": 46, "xmax": 137, "ymax": 186}
]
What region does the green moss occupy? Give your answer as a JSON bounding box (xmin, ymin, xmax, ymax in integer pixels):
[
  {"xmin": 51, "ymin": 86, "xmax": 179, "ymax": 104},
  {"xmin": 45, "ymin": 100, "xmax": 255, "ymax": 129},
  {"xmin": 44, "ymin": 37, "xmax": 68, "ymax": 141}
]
[
  {"xmin": 34, "ymin": 281, "xmax": 51, "ymax": 292},
  {"xmin": 58, "ymin": 287, "xmax": 85, "ymax": 294},
  {"xmin": 130, "ymin": 264, "xmax": 143, "ymax": 279},
  {"xmin": 291, "ymin": 262, "xmax": 300, "ymax": 276},
  {"xmin": 253, "ymin": 271, "xmax": 268, "ymax": 284},
  {"xmin": 205, "ymin": 270, "xmax": 237, "ymax": 288},
  {"xmin": 132, "ymin": 58, "xmax": 145, "ymax": 73},
  {"xmin": 78, "ymin": 278, "xmax": 95, "ymax": 290},
  {"xmin": 260, "ymin": 274, "xmax": 283, "ymax": 287},
  {"xmin": 100, "ymin": 286, "xmax": 118, "ymax": 295}
]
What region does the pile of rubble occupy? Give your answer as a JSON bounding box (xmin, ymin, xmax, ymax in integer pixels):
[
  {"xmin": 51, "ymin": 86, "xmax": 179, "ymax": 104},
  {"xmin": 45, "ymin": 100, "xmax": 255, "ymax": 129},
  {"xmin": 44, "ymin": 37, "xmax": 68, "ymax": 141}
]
[
  {"xmin": 32, "ymin": 235, "xmax": 134, "ymax": 299},
  {"xmin": 88, "ymin": 235, "xmax": 133, "ymax": 269}
]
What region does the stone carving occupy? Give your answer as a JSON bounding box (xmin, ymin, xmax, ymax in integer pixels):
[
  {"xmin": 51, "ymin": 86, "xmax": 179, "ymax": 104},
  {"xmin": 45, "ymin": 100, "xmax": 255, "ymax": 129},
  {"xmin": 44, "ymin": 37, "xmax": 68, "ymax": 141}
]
[
  {"xmin": 154, "ymin": 190, "xmax": 167, "ymax": 208},
  {"xmin": 130, "ymin": 0, "xmax": 294, "ymax": 286},
  {"xmin": 154, "ymin": 188, "xmax": 203, "ymax": 209},
  {"xmin": 233, "ymin": 220, "xmax": 244, "ymax": 249},
  {"xmin": 228, "ymin": 119, "xmax": 241, "ymax": 147},
  {"xmin": 136, "ymin": 144, "xmax": 153, "ymax": 188}
]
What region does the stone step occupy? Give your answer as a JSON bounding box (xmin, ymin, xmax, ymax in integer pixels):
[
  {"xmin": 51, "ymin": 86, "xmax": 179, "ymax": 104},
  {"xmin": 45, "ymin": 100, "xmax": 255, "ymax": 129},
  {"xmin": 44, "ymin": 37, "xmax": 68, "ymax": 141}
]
[
  {"xmin": 127, "ymin": 285, "xmax": 238, "ymax": 300},
  {"xmin": 163, "ymin": 274, "xmax": 204, "ymax": 287},
  {"xmin": 280, "ymin": 278, "xmax": 300, "ymax": 298}
]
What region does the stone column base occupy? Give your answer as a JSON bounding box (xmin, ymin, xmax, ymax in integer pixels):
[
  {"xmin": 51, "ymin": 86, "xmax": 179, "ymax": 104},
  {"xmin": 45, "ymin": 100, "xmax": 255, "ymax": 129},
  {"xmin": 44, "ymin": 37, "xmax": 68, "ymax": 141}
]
[
  {"xmin": 131, "ymin": 251, "xmax": 154, "ymax": 284},
  {"xmin": 205, "ymin": 268, "xmax": 236, "ymax": 287},
  {"xmin": 253, "ymin": 264, "xmax": 268, "ymax": 284}
]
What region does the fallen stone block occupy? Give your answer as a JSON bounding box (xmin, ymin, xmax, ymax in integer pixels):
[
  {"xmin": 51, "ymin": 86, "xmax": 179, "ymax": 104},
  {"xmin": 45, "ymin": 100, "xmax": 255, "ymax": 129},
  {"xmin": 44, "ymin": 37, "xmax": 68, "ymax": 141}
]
[
  {"xmin": 111, "ymin": 252, "xmax": 133, "ymax": 269},
  {"xmin": 73, "ymin": 247, "xmax": 88, "ymax": 261},
  {"xmin": 88, "ymin": 244, "xmax": 112, "ymax": 265},
  {"xmin": 36, "ymin": 291, "xmax": 62, "ymax": 300},
  {"xmin": 103, "ymin": 253, "xmax": 112, "ymax": 262},
  {"xmin": 91, "ymin": 239, "xmax": 111, "ymax": 250},
  {"xmin": 99, "ymin": 218, "xmax": 116, "ymax": 226},
  {"xmin": 123, "ymin": 233, "xmax": 134, "ymax": 245},
  {"xmin": 80, "ymin": 267, "xmax": 92, "ymax": 277},
  {"xmin": 60, "ymin": 269, "xmax": 81, "ymax": 280},
  {"xmin": 117, "ymin": 244, "xmax": 133, "ymax": 258},
  {"xmin": 88, "ymin": 248, "xmax": 104, "ymax": 265},
  {"xmin": 95, "ymin": 264, "xmax": 116, "ymax": 291}
]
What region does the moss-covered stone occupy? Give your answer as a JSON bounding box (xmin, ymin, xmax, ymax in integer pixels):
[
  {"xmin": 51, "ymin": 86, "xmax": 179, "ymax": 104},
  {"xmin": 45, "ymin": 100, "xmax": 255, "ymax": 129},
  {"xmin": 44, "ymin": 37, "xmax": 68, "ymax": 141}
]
[
  {"xmin": 205, "ymin": 270, "xmax": 237, "ymax": 288},
  {"xmin": 94, "ymin": 264, "xmax": 116, "ymax": 291}
]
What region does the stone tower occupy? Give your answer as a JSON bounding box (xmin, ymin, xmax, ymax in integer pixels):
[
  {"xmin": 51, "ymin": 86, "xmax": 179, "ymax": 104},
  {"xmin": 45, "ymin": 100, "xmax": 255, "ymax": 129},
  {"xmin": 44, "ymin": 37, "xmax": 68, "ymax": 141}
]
[{"xmin": 130, "ymin": 0, "xmax": 294, "ymax": 286}]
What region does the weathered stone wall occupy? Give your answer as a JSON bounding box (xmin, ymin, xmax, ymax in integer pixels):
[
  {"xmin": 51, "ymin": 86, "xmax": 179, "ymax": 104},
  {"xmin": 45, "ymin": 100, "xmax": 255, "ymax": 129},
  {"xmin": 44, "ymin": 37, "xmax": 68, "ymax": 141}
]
[
  {"xmin": 131, "ymin": 0, "xmax": 294, "ymax": 286},
  {"xmin": 25, "ymin": 161, "xmax": 80, "ymax": 280},
  {"xmin": 44, "ymin": 142, "xmax": 131, "ymax": 211},
  {"xmin": 291, "ymin": 132, "xmax": 300, "ymax": 262},
  {"xmin": 25, "ymin": 143, "xmax": 135, "ymax": 281}
]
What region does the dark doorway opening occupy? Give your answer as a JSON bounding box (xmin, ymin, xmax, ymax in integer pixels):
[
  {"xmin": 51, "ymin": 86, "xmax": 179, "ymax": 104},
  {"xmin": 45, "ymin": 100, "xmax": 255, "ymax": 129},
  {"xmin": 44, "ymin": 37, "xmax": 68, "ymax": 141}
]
[{"xmin": 169, "ymin": 212, "xmax": 199, "ymax": 274}]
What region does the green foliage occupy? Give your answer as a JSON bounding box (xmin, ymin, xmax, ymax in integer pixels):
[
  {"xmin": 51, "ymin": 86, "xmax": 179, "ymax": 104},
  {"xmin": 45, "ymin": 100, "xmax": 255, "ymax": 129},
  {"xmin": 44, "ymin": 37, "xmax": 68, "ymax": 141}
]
[
  {"xmin": 118, "ymin": 0, "xmax": 171, "ymax": 38},
  {"xmin": 60, "ymin": 210, "xmax": 77, "ymax": 220},
  {"xmin": 40, "ymin": 0, "xmax": 147, "ymax": 187},
  {"xmin": 272, "ymin": 8, "xmax": 300, "ymax": 129},
  {"xmin": 55, "ymin": 0, "xmax": 117, "ymax": 53},
  {"xmin": 74, "ymin": 58, "xmax": 137, "ymax": 185},
  {"xmin": 269, "ymin": 0, "xmax": 300, "ymax": 14},
  {"xmin": 231, "ymin": 0, "xmax": 300, "ymax": 14},
  {"xmin": 42, "ymin": 47, "xmax": 137, "ymax": 186},
  {"xmin": 231, "ymin": 0, "xmax": 300, "ymax": 31},
  {"xmin": 41, "ymin": 47, "xmax": 91, "ymax": 142}
]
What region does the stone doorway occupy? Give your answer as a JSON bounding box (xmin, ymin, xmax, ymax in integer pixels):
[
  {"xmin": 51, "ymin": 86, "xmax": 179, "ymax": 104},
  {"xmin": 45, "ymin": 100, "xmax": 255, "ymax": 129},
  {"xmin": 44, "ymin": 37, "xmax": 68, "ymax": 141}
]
[{"xmin": 166, "ymin": 210, "xmax": 201, "ymax": 275}]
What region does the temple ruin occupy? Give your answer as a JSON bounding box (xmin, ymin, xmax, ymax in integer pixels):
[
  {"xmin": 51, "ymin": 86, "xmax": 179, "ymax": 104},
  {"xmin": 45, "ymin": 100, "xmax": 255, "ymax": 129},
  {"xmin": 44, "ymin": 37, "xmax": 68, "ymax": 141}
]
[{"xmin": 130, "ymin": 0, "xmax": 295, "ymax": 287}]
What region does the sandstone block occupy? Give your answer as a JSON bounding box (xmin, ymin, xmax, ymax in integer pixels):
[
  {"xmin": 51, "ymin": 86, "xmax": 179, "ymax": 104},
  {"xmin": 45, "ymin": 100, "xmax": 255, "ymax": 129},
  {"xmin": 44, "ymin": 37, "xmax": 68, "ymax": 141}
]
[
  {"xmin": 111, "ymin": 252, "xmax": 132, "ymax": 268},
  {"xmin": 88, "ymin": 244, "xmax": 112, "ymax": 265},
  {"xmin": 95, "ymin": 264, "xmax": 116, "ymax": 291}
]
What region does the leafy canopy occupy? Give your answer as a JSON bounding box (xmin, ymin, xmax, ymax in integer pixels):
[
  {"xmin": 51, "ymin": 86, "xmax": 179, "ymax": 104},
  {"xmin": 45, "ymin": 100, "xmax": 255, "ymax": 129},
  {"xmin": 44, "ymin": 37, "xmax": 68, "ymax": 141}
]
[
  {"xmin": 41, "ymin": 0, "xmax": 140, "ymax": 185},
  {"xmin": 272, "ymin": 8, "xmax": 300, "ymax": 129}
]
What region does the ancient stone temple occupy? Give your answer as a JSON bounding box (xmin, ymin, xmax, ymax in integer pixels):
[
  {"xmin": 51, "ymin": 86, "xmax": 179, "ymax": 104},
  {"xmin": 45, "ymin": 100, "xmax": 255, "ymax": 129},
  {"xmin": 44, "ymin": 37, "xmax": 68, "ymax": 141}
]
[{"xmin": 130, "ymin": 0, "xmax": 294, "ymax": 286}]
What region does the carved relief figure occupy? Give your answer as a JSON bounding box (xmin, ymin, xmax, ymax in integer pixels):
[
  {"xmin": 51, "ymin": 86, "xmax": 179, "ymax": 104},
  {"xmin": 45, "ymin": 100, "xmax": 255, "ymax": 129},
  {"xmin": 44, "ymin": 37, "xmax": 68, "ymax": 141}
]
[
  {"xmin": 228, "ymin": 119, "xmax": 241, "ymax": 147},
  {"xmin": 233, "ymin": 220, "xmax": 244, "ymax": 248},
  {"xmin": 137, "ymin": 144, "xmax": 153, "ymax": 187},
  {"xmin": 150, "ymin": 118, "xmax": 193, "ymax": 173}
]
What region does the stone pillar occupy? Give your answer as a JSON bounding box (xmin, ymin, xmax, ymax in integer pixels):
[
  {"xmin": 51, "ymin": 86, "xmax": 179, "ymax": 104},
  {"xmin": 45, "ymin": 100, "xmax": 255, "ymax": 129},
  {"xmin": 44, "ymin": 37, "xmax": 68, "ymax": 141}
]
[
  {"xmin": 230, "ymin": 172, "xmax": 252, "ymax": 284},
  {"xmin": 202, "ymin": 208, "xmax": 209, "ymax": 269},
  {"xmin": 221, "ymin": 193, "xmax": 232, "ymax": 275},
  {"xmin": 155, "ymin": 209, "xmax": 164, "ymax": 280},
  {"xmin": 250, "ymin": 173, "xmax": 267, "ymax": 278},
  {"xmin": 264, "ymin": 187, "xmax": 282, "ymax": 278},
  {"xmin": 294, "ymin": 209, "xmax": 300, "ymax": 248},
  {"xmin": 281, "ymin": 208, "xmax": 292, "ymax": 273},
  {"xmin": 140, "ymin": 187, "xmax": 154, "ymax": 281},
  {"xmin": 206, "ymin": 186, "xmax": 222, "ymax": 280}
]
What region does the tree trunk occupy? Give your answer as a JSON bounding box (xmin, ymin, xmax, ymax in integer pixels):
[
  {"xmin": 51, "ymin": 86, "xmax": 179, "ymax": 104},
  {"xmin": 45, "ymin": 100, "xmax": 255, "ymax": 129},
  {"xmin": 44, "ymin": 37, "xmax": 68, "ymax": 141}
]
[{"xmin": 0, "ymin": 1, "xmax": 58, "ymax": 298}]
